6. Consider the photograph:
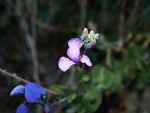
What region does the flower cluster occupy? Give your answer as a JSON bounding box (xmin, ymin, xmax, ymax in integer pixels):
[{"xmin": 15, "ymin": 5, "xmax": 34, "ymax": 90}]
[
  {"xmin": 58, "ymin": 38, "xmax": 92, "ymax": 72},
  {"xmin": 80, "ymin": 28, "xmax": 99, "ymax": 49},
  {"xmin": 10, "ymin": 83, "xmax": 52, "ymax": 113},
  {"xmin": 10, "ymin": 28, "xmax": 99, "ymax": 113}
]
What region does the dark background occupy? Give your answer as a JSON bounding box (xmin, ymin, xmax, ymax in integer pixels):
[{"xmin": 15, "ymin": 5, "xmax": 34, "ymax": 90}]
[{"xmin": 0, "ymin": 0, "xmax": 150, "ymax": 113}]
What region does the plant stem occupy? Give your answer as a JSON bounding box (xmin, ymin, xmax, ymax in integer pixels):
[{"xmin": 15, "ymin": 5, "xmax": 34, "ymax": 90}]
[
  {"xmin": 81, "ymin": 49, "xmax": 87, "ymax": 93},
  {"xmin": 0, "ymin": 68, "xmax": 61, "ymax": 95},
  {"xmin": 82, "ymin": 49, "xmax": 87, "ymax": 77},
  {"xmin": 51, "ymin": 93, "xmax": 82, "ymax": 107},
  {"xmin": 51, "ymin": 96, "xmax": 70, "ymax": 107}
]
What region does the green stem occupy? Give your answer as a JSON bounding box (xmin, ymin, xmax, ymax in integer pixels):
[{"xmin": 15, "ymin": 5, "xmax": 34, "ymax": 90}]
[{"xmin": 81, "ymin": 49, "xmax": 87, "ymax": 93}]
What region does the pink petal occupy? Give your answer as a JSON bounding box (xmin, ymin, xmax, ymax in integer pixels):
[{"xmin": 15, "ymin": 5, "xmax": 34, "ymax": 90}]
[
  {"xmin": 58, "ymin": 57, "xmax": 76, "ymax": 72},
  {"xmin": 67, "ymin": 38, "xmax": 83, "ymax": 62},
  {"xmin": 68, "ymin": 38, "xmax": 83, "ymax": 48},
  {"xmin": 10, "ymin": 85, "xmax": 25, "ymax": 96},
  {"xmin": 80, "ymin": 54, "xmax": 92, "ymax": 67},
  {"xmin": 67, "ymin": 46, "xmax": 80, "ymax": 62}
]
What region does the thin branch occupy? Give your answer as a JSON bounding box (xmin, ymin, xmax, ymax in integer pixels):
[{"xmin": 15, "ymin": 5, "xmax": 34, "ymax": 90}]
[
  {"xmin": 51, "ymin": 93, "xmax": 82, "ymax": 107},
  {"xmin": 119, "ymin": 0, "xmax": 127, "ymax": 38},
  {"xmin": 51, "ymin": 96, "xmax": 70, "ymax": 107},
  {"xmin": 31, "ymin": 0, "xmax": 37, "ymax": 42},
  {"xmin": 15, "ymin": 0, "xmax": 41, "ymax": 84},
  {"xmin": 35, "ymin": 19, "xmax": 77, "ymax": 33},
  {"xmin": 0, "ymin": 68, "xmax": 61, "ymax": 95},
  {"xmin": 78, "ymin": 0, "xmax": 87, "ymax": 37},
  {"xmin": 105, "ymin": 48, "xmax": 111, "ymax": 68},
  {"xmin": 125, "ymin": 0, "xmax": 141, "ymax": 30},
  {"xmin": 101, "ymin": 0, "xmax": 107, "ymax": 31}
]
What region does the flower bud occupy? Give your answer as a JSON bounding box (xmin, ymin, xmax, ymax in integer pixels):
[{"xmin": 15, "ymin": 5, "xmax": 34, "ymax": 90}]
[{"xmin": 80, "ymin": 28, "xmax": 99, "ymax": 49}]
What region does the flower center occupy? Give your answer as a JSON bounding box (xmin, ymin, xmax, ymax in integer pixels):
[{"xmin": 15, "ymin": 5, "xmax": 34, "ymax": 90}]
[{"xmin": 79, "ymin": 56, "xmax": 82, "ymax": 60}]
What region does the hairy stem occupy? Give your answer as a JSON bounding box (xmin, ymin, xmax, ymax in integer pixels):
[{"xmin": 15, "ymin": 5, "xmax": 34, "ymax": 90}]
[{"xmin": 0, "ymin": 68, "xmax": 61, "ymax": 95}]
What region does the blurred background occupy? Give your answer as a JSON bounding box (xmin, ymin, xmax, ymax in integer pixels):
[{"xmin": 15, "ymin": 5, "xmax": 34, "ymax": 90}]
[{"xmin": 0, "ymin": 0, "xmax": 150, "ymax": 113}]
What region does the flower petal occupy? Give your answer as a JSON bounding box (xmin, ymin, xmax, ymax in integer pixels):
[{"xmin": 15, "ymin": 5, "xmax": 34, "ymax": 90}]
[
  {"xmin": 58, "ymin": 57, "xmax": 76, "ymax": 72},
  {"xmin": 67, "ymin": 46, "xmax": 81, "ymax": 62},
  {"xmin": 10, "ymin": 85, "xmax": 25, "ymax": 96},
  {"xmin": 16, "ymin": 103, "xmax": 32, "ymax": 113},
  {"xmin": 68, "ymin": 38, "xmax": 83, "ymax": 48},
  {"xmin": 67, "ymin": 38, "xmax": 83, "ymax": 62},
  {"xmin": 80, "ymin": 54, "xmax": 92, "ymax": 67},
  {"xmin": 25, "ymin": 83, "xmax": 46, "ymax": 103}
]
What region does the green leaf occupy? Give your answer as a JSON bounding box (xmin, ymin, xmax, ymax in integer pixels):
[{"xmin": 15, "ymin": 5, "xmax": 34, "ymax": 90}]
[
  {"xmin": 113, "ymin": 70, "xmax": 122, "ymax": 84},
  {"xmin": 77, "ymin": 106, "xmax": 85, "ymax": 113},
  {"xmin": 77, "ymin": 83, "xmax": 84, "ymax": 93},
  {"xmin": 135, "ymin": 60, "xmax": 143, "ymax": 70},
  {"xmin": 82, "ymin": 74, "xmax": 90, "ymax": 82},
  {"xmin": 136, "ymin": 78, "xmax": 146, "ymax": 90},
  {"xmin": 92, "ymin": 65, "xmax": 113, "ymax": 90},
  {"xmin": 77, "ymin": 67, "xmax": 90, "ymax": 82},
  {"xmin": 109, "ymin": 82, "xmax": 124, "ymax": 93},
  {"xmin": 127, "ymin": 45, "xmax": 143, "ymax": 59},
  {"xmin": 51, "ymin": 85, "xmax": 74, "ymax": 94},
  {"xmin": 108, "ymin": 70, "xmax": 123, "ymax": 92},
  {"xmin": 68, "ymin": 93, "xmax": 76, "ymax": 103},
  {"xmin": 79, "ymin": 86, "xmax": 102, "ymax": 113},
  {"xmin": 50, "ymin": 85, "xmax": 76, "ymax": 103}
]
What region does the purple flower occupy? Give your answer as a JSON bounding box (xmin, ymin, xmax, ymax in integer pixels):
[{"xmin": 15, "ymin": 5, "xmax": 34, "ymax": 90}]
[
  {"xmin": 10, "ymin": 83, "xmax": 46, "ymax": 103},
  {"xmin": 58, "ymin": 38, "xmax": 92, "ymax": 72},
  {"xmin": 10, "ymin": 85, "xmax": 25, "ymax": 96},
  {"xmin": 16, "ymin": 103, "xmax": 32, "ymax": 113}
]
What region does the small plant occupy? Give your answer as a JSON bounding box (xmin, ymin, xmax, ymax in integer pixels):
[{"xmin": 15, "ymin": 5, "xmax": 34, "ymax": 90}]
[
  {"xmin": 58, "ymin": 38, "xmax": 92, "ymax": 72},
  {"xmin": 1, "ymin": 27, "xmax": 150, "ymax": 113},
  {"xmin": 0, "ymin": 28, "xmax": 101, "ymax": 113}
]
